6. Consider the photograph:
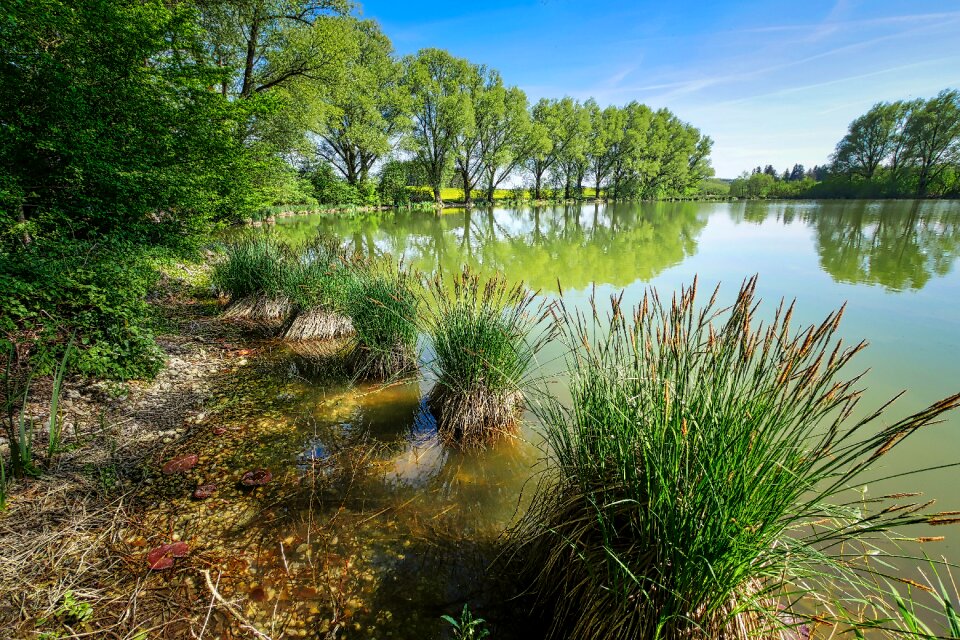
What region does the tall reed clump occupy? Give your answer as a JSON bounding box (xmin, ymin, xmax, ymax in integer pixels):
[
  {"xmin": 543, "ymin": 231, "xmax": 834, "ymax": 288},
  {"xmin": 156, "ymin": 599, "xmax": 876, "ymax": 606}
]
[
  {"xmin": 212, "ymin": 233, "xmax": 294, "ymax": 322},
  {"xmin": 282, "ymin": 235, "xmax": 357, "ymax": 341},
  {"xmin": 344, "ymin": 261, "xmax": 419, "ymax": 380},
  {"xmin": 423, "ymin": 269, "xmax": 552, "ymax": 447},
  {"xmin": 509, "ymin": 276, "xmax": 960, "ymax": 640}
]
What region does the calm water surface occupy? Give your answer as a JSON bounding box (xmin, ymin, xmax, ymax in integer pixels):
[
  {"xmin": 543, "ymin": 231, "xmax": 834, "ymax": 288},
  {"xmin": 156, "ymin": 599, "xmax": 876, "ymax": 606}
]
[{"xmin": 205, "ymin": 200, "xmax": 960, "ymax": 637}]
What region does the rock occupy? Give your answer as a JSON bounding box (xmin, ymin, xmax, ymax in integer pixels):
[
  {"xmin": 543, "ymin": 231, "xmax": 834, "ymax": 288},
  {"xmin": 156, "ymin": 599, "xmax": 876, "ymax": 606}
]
[{"xmin": 162, "ymin": 454, "xmax": 199, "ymax": 474}]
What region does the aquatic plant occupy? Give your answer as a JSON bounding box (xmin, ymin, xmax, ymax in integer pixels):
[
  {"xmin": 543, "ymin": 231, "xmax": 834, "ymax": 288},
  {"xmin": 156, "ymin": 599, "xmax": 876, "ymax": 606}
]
[
  {"xmin": 344, "ymin": 261, "xmax": 420, "ymax": 380},
  {"xmin": 441, "ymin": 604, "xmax": 491, "ymax": 640},
  {"xmin": 281, "ymin": 235, "xmax": 357, "ymax": 341},
  {"xmin": 509, "ymin": 276, "xmax": 960, "ymax": 640},
  {"xmin": 211, "ymin": 234, "xmax": 294, "ymax": 321},
  {"xmin": 423, "ymin": 268, "xmax": 552, "ymax": 447}
]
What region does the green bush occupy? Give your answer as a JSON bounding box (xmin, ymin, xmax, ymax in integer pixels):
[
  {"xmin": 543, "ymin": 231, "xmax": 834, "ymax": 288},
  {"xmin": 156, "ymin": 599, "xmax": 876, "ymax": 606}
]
[{"xmin": 0, "ymin": 239, "xmax": 164, "ymax": 380}]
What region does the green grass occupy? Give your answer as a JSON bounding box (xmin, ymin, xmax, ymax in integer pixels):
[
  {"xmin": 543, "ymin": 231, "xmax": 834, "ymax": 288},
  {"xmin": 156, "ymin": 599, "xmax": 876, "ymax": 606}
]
[
  {"xmin": 211, "ymin": 233, "xmax": 293, "ymax": 302},
  {"xmin": 510, "ymin": 276, "xmax": 960, "ymax": 640},
  {"xmin": 284, "ymin": 235, "xmax": 356, "ymax": 312},
  {"xmin": 423, "ymin": 268, "xmax": 552, "ymax": 446},
  {"xmin": 344, "ymin": 261, "xmax": 420, "ymax": 380}
]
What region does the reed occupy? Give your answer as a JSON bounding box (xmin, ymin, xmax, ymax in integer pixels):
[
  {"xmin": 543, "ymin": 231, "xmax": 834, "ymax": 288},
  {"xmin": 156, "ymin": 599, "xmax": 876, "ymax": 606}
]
[
  {"xmin": 423, "ymin": 268, "xmax": 552, "ymax": 447},
  {"xmin": 281, "ymin": 235, "xmax": 356, "ymax": 341},
  {"xmin": 211, "ymin": 233, "xmax": 294, "ymax": 322},
  {"xmin": 344, "ymin": 261, "xmax": 420, "ymax": 380},
  {"xmin": 509, "ymin": 276, "xmax": 960, "ymax": 640}
]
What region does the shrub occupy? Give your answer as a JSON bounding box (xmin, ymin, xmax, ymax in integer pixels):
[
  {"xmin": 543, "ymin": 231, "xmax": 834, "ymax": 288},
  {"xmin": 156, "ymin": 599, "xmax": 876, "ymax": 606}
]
[
  {"xmin": 423, "ymin": 269, "xmax": 552, "ymax": 447},
  {"xmin": 509, "ymin": 277, "xmax": 960, "ymax": 640},
  {"xmin": 0, "ymin": 239, "xmax": 163, "ymax": 380},
  {"xmin": 344, "ymin": 261, "xmax": 419, "ymax": 379}
]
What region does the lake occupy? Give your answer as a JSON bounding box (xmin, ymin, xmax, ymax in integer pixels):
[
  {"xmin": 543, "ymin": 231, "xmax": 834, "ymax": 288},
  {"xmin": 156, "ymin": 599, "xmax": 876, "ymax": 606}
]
[{"xmin": 201, "ymin": 199, "xmax": 960, "ymax": 637}]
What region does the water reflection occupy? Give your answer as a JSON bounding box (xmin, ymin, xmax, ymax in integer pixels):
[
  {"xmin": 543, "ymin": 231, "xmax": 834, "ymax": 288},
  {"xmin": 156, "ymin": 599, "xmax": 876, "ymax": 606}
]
[
  {"xmin": 272, "ymin": 202, "xmax": 709, "ymax": 291},
  {"xmin": 727, "ymin": 200, "xmax": 960, "ymax": 291}
]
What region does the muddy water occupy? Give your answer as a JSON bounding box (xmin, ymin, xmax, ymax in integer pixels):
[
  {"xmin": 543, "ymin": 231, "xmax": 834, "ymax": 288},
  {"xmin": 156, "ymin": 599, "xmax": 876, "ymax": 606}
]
[{"xmin": 183, "ymin": 200, "xmax": 960, "ymax": 637}]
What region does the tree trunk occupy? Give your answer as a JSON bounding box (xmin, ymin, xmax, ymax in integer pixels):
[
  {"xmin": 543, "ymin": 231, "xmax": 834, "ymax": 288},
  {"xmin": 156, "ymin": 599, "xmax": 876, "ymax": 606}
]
[
  {"xmin": 433, "ymin": 184, "xmax": 443, "ymax": 207},
  {"xmin": 241, "ymin": 20, "xmax": 260, "ymax": 98},
  {"xmin": 19, "ymin": 203, "xmax": 31, "ymax": 245},
  {"xmin": 564, "ymin": 180, "xmax": 571, "ymax": 200},
  {"xmin": 461, "ymin": 169, "xmax": 473, "ymax": 207},
  {"xmin": 595, "ymin": 177, "xmax": 602, "ymax": 201},
  {"xmin": 534, "ymin": 173, "xmax": 542, "ymax": 200}
]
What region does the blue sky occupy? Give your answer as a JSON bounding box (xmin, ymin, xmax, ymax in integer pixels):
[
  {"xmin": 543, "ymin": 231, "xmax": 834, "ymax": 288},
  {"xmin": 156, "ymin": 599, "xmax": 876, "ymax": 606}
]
[{"xmin": 355, "ymin": 0, "xmax": 960, "ymax": 178}]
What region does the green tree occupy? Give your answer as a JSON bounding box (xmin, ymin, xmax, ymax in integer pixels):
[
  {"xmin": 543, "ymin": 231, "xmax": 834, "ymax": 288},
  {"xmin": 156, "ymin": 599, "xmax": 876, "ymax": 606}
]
[
  {"xmin": 403, "ymin": 49, "xmax": 476, "ymax": 206},
  {"xmin": 903, "ymin": 89, "xmax": 960, "ymax": 196},
  {"xmin": 588, "ymin": 104, "xmax": 620, "ymax": 199},
  {"xmin": 313, "ymin": 19, "xmax": 409, "ymax": 186},
  {"xmin": 525, "ymin": 98, "xmax": 588, "ymax": 200},
  {"xmin": 832, "ymin": 101, "xmax": 909, "ymax": 180},
  {"xmin": 479, "ymin": 86, "xmax": 532, "ymax": 203}
]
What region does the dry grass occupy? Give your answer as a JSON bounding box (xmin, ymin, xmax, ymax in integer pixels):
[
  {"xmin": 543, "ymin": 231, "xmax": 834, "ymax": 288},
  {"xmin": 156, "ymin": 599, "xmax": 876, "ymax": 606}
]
[{"xmin": 281, "ymin": 308, "xmax": 353, "ymax": 342}]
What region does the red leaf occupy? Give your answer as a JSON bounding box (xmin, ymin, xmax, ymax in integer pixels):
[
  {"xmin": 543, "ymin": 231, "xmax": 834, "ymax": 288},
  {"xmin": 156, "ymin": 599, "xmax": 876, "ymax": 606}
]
[
  {"xmin": 147, "ymin": 542, "xmax": 189, "ymax": 570},
  {"xmin": 162, "ymin": 454, "xmax": 199, "ymax": 475},
  {"xmin": 240, "ymin": 469, "xmax": 272, "ymax": 486}
]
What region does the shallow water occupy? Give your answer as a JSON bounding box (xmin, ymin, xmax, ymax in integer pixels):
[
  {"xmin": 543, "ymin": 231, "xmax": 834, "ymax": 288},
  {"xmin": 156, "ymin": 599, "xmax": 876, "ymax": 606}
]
[{"xmin": 193, "ymin": 200, "xmax": 960, "ymax": 637}]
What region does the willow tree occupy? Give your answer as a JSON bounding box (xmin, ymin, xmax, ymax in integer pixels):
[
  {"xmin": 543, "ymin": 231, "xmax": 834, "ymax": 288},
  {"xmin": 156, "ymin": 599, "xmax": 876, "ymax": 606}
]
[
  {"xmin": 587, "ymin": 104, "xmax": 619, "ymax": 199},
  {"xmin": 480, "ymin": 86, "xmax": 532, "ymax": 202},
  {"xmin": 832, "ymin": 101, "xmax": 910, "ymax": 180},
  {"xmin": 403, "ymin": 49, "xmax": 477, "ymax": 206},
  {"xmin": 525, "ymin": 98, "xmax": 588, "ymax": 200},
  {"xmin": 313, "ymin": 20, "xmax": 410, "ymax": 186},
  {"xmin": 904, "ymin": 89, "xmax": 960, "ymax": 197},
  {"xmin": 451, "ymin": 66, "xmax": 497, "ymax": 207}
]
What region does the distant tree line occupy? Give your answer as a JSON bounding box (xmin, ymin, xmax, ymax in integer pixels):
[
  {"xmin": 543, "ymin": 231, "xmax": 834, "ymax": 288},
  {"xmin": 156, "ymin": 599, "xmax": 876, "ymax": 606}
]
[
  {"xmin": 731, "ymin": 89, "xmax": 960, "ymax": 199},
  {"xmin": 0, "ymin": 0, "xmax": 714, "ymax": 378}
]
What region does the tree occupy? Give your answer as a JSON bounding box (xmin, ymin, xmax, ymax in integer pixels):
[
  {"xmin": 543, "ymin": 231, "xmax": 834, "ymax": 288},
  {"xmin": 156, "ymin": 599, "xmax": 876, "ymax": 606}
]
[
  {"xmin": 452, "ymin": 66, "xmax": 509, "ymax": 207},
  {"xmin": 403, "ymin": 49, "xmax": 477, "ymax": 205},
  {"xmin": 832, "ymin": 101, "xmax": 909, "ymax": 180},
  {"xmin": 479, "ymin": 86, "xmax": 532, "ymax": 202},
  {"xmin": 525, "ymin": 98, "xmax": 588, "ymax": 200},
  {"xmin": 197, "ymin": 0, "xmax": 351, "ymax": 99},
  {"xmin": 0, "ymin": 0, "xmax": 255, "ymax": 240},
  {"xmin": 588, "ymin": 104, "xmax": 620, "ymax": 199},
  {"xmin": 555, "ymin": 100, "xmax": 592, "ymax": 199},
  {"xmin": 608, "ymin": 102, "xmax": 651, "ymax": 199},
  {"xmin": 903, "ymin": 89, "xmax": 960, "ymax": 196},
  {"xmin": 313, "ymin": 20, "xmax": 409, "ymax": 186}
]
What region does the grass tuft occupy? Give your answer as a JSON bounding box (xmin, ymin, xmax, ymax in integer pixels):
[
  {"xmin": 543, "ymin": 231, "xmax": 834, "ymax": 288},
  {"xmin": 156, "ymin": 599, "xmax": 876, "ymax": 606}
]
[
  {"xmin": 344, "ymin": 261, "xmax": 420, "ymax": 380},
  {"xmin": 509, "ymin": 276, "xmax": 960, "ymax": 640},
  {"xmin": 281, "ymin": 235, "xmax": 357, "ymax": 341},
  {"xmin": 211, "ymin": 233, "xmax": 294, "ymax": 321},
  {"xmin": 423, "ymin": 268, "xmax": 552, "ymax": 447}
]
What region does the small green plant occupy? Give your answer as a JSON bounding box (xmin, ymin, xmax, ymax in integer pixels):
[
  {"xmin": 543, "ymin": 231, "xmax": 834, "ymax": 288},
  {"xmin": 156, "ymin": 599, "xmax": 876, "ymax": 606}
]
[
  {"xmin": 423, "ymin": 268, "xmax": 552, "ymax": 447},
  {"xmin": 46, "ymin": 335, "xmax": 73, "ymax": 459},
  {"xmin": 441, "ymin": 604, "xmax": 491, "ymax": 640},
  {"xmin": 57, "ymin": 590, "xmax": 94, "ymax": 624},
  {"xmin": 344, "ymin": 261, "xmax": 420, "ymax": 380}
]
